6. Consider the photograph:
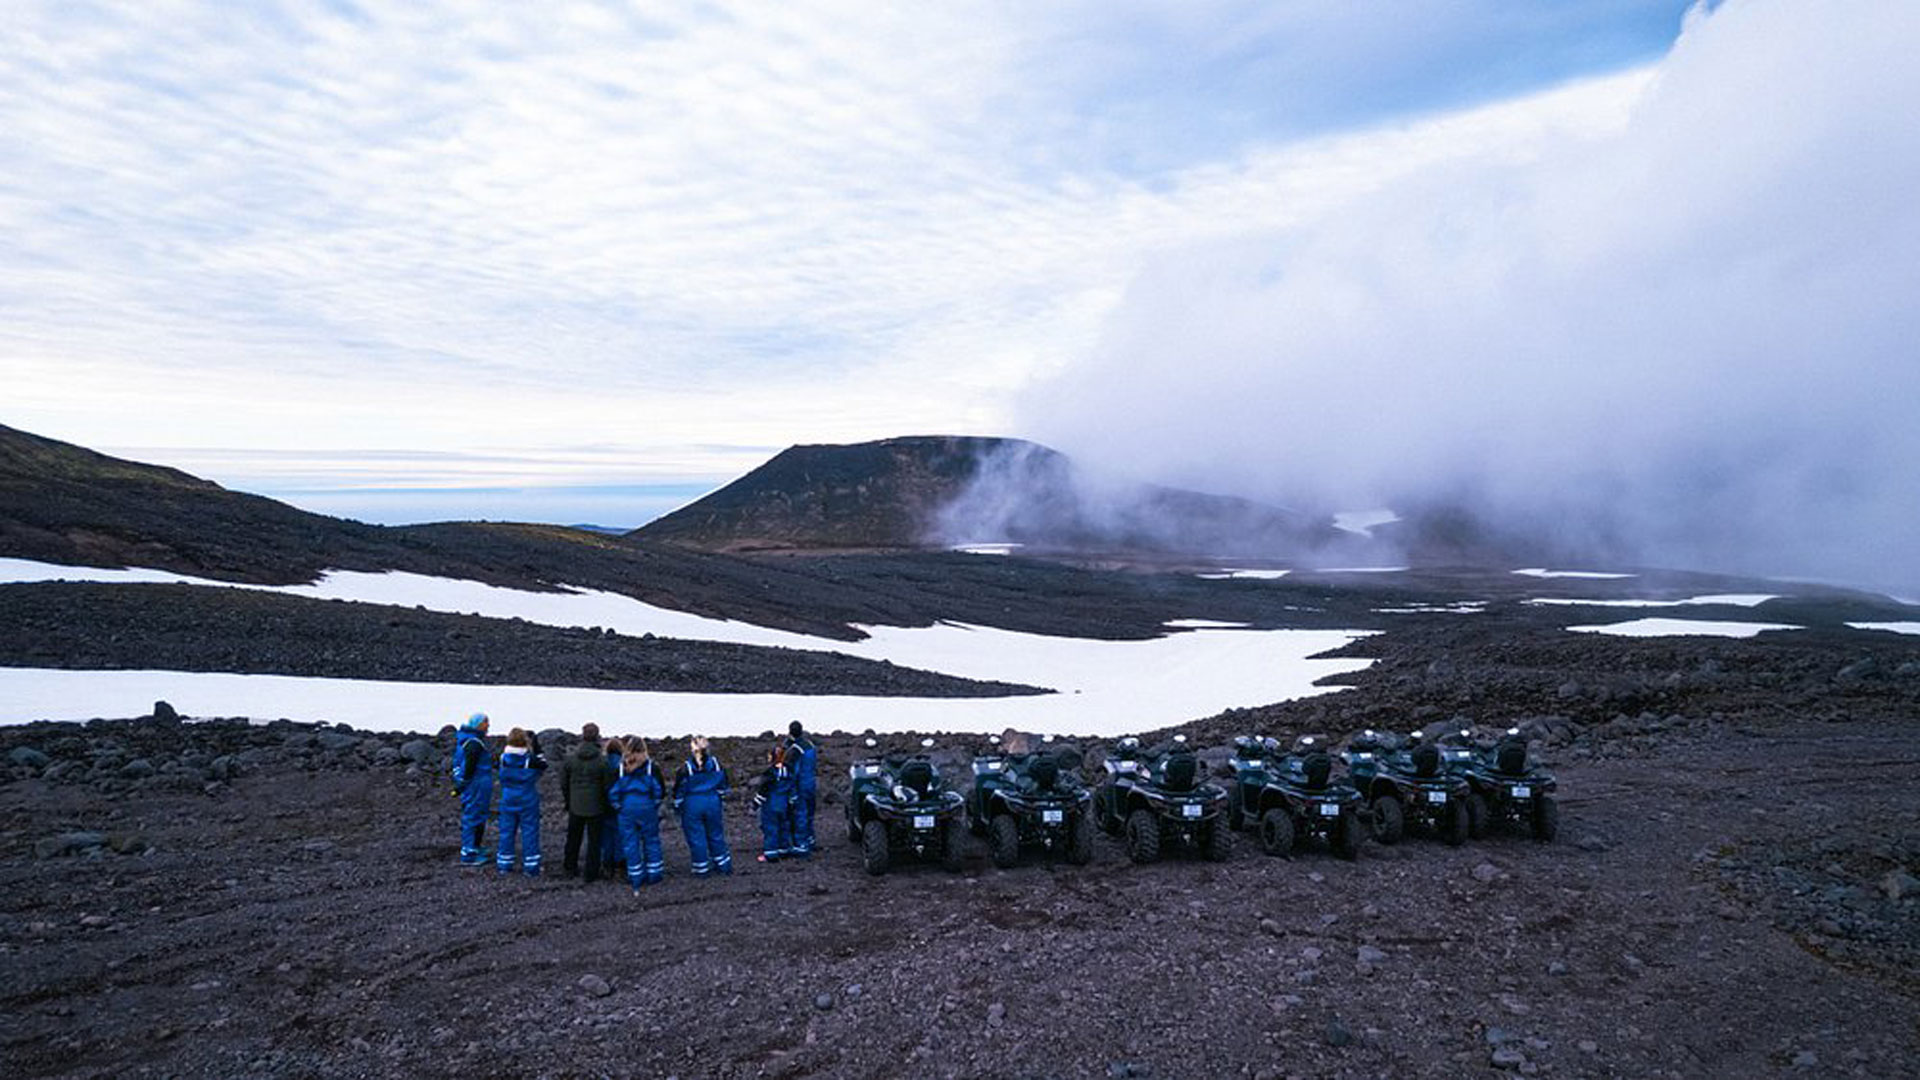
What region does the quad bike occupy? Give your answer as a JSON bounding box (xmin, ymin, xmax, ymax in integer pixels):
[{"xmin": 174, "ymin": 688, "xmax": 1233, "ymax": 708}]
[
  {"xmin": 1226, "ymin": 734, "xmax": 1366, "ymax": 860},
  {"xmin": 1094, "ymin": 734, "xmax": 1231, "ymax": 863},
  {"xmin": 845, "ymin": 737, "xmax": 968, "ymax": 875},
  {"xmin": 969, "ymin": 734, "xmax": 1095, "ymax": 868},
  {"xmin": 1343, "ymin": 729, "xmax": 1470, "ymax": 847},
  {"xmin": 1435, "ymin": 726, "xmax": 1560, "ymax": 842}
]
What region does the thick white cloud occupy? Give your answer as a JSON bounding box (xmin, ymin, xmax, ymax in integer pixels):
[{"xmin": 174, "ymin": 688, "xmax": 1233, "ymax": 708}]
[
  {"xmin": 1018, "ymin": 0, "xmax": 1920, "ymax": 589},
  {"xmin": 0, "ymin": 0, "xmax": 1682, "ymax": 514}
]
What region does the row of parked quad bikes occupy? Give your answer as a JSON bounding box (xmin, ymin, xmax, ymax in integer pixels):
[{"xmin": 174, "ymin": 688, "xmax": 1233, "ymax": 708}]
[{"xmin": 845, "ymin": 728, "xmax": 1560, "ymax": 875}]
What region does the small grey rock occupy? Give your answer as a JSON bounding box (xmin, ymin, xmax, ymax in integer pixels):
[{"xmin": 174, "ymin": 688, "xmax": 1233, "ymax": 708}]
[
  {"xmin": 120, "ymin": 758, "xmax": 155, "ymax": 779},
  {"xmin": 986, "ymin": 1001, "xmax": 1005, "ymax": 1026},
  {"xmin": 1325, "ymin": 1020, "xmax": 1352, "ymax": 1048},
  {"xmin": 814, "ymin": 992, "xmax": 835, "ymax": 1012},
  {"xmin": 1490, "ymin": 1047, "xmax": 1527, "ymax": 1068},
  {"xmin": 1356, "ymin": 945, "xmax": 1388, "ymax": 965},
  {"xmin": 1791, "ymin": 1050, "xmax": 1818, "ymax": 1068},
  {"xmin": 1472, "ymin": 862, "xmax": 1502, "ymax": 883},
  {"xmin": 578, "ymin": 974, "xmax": 612, "ymax": 998},
  {"xmin": 400, "ymin": 739, "xmax": 435, "ymax": 765}
]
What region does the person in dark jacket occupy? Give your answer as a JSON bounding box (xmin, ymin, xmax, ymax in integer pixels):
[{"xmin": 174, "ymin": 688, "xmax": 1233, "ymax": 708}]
[
  {"xmin": 786, "ymin": 720, "xmax": 818, "ymax": 858},
  {"xmin": 560, "ymin": 723, "xmax": 613, "ymax": 881},
  {"xmin": 610, "ymin": 741, "xmax": 667, "ymax": 892},
  {"xmin": 495, "ymin": 728, "xmax": 547, "ymax": 877},
  {"xmin": 450, "ymin": 713, "xmax": 494, "ymax": 866},
  {"xmin": 754, "ymin": 742, "xmax": 796, "ymax": 863},
  {"xmin": 673, "ymin": 735, "xmax": 732, "ymax": 877}
]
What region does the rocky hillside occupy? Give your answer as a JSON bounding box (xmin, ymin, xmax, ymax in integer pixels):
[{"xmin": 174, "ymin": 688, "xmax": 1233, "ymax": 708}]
[{"xmin": 632, "ymin": 434, "xmax": 1342, "ymax": 556}]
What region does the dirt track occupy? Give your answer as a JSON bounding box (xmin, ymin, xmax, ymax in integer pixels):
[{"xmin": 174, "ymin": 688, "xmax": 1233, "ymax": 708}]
[{"xmin": 2, "ymin": 713, "xmax": 1915, "ymax": 1079}]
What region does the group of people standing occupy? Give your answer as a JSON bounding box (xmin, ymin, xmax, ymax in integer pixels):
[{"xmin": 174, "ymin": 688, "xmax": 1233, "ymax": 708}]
[{"xmin": 448, "ymin": 713, "xmax": 819, "ymax": 895}]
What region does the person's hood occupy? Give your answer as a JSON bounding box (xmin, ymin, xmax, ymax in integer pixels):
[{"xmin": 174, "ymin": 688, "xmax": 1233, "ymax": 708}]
[{"xmin": 572, "ymin": 742, "xmax": 602, "ymax": 762}]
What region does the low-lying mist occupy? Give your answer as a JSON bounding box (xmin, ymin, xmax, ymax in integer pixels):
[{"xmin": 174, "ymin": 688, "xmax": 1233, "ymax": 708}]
[{"xmin": 989, "ymin": 1, "xmax": 1920, "ymax": 589}]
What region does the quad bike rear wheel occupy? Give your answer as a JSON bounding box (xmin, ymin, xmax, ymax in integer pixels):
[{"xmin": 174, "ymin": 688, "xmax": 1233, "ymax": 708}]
[
  {"xmin": 1125, "ymin": 808, "xmax": 1161, "ymax": 864},
  {"xmin": 1371, "ymin": 794, "xmax": 1405, "ymax": 845},
  {"xmin": 1259, "ymin": 807, "xmax": 1295, "ymax": 857},
  {"xmin": 1443, "ymin": 798, "xmax": 1469, "ymax": 847},
  {"xmin": 1531, "ymin": 795, "xmax": 1559, "ymax": 842},
  {"xmin": 1201, "ymin": 819, "xmax": 1232, "ymax": 862},
  {"xmin": 942, "ymin": 817, "xmax": 969, "ymax": 872},
  {"xmin": 1066, "ymin": 811, "xmax": 1094, "ymax": 865},
  {"xmin": 989, "ymin": 813, "xmax": 1020, "ymax": 869},
  {"xmin": 1332, "ymin": 809, "xmax": 1364, "ymax": 861},
  {"xmin": 862, "ymin": 820, "xmax": 890, "ymax": 876},
  {"xmin": 1465, "ymin": 792, "xmax": 1489, "ymax": 840}
]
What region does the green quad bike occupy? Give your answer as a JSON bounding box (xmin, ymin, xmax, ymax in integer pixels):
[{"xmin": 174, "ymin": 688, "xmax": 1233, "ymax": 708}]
[
  {"xmin": 1435, "ymin": 726, "xmax": 1560, "ymax": 842},
  {"xmin": 845, "ymin": 737, "xmax": 968, "ymax": 876},
  {"xmin": 1342, "ymin": 729, "xmax": 1470, "ymax": 847},
  {"xmin": 1227, "ymin": 734, "xmax": 1366, "ymax": 860},
  {"xmin": 969, "ymin": 734, "xmax": 1096, "ymax": 869},
  {"xmin": 1094, "ymin": 734, "xmax": 1231, "ymax": 864}
]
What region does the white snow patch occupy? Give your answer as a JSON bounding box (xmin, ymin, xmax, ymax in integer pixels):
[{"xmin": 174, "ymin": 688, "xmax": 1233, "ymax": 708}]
[
  {"xmin": 1332, "ymin": 509, "xmax": 1400, "ymax": 537},
  {"xmin": 1307, "ymin": 566, "xmax": 1410, "ymax": 574},
  {"xmin": 1513, "ymin": 568, "xmax": 1637, "ymax": 579},
  {"xmin": 0, "ymin": 559, "xmax": 1374, "ymax": 737},
  {"xmin": 1847, "ymin": 622, "xmax": 1920, "ymax": 636},
  {"xmin": 950, "ymin": 543, "xmax": 1022, "ymax": 556},
  {"xmin": 1567, "ymin": 618, "xmax": 1798, "ymax": 638},
  {"xmin": 1528, "ymin": 593, "xmax": 1779, "ymax": 608},
  {"xmin": 1376, "ymin": 602, "xmax": 1487, "ymax": 614},
  {"xmin": 1195, "ymin": 568, "xmax": 1291, "ymax": 580},
  {"xmin": 1163, "ymin": 619, "xmax": 1251, "ymax": 629}
]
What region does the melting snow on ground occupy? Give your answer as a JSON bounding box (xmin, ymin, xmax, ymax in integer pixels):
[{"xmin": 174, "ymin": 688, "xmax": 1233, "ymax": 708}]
[
  {"xmin": 1846, "ymin": 622, "xmax": 1920, "ymax": 636},
  {"xmin": 949, "ymin": 543, "xmax": 1022, "ymax": 556},
  {"xmin": 1195, "ymin": 568, "xmax": 1291, "ymax": 580},
  {"xmin": 1513, "ymin": 568, "xmax": 1637, "ymax": 579},
  {"xmin": 1567, "ymin": 618, "xmax": 1798, "ymax": 638},
  {"xmin": 1376, "ymin": 602, "xmax": 1488, "ymax": 614},
  {"xmin": 0, "ymin": 559, "xmax": 1372, "ymax": 738},
  {"xmin": 1528, "ymin": 594, "xmax": 1779, "ymax": 608}
]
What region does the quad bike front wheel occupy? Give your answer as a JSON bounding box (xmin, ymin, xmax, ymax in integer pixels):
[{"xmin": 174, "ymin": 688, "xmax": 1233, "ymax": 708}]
[
  {"xmin": 1332, "ymin": 809, "xmax": 1364, "ymax": 861},
  {"xmin": 1259, "ymin": 807, "xmax": 1295, "ymax": 857},
  {"xmin": 861, "ymin": 820, "xmax": 891, "ymax": 876},
  {"xmin": 1125, "ymin": 808, "xmax": 1161, "ymax": 864},
  {"xmin": 1531, "ymin": 795, "xmax": 1559, "ymax": 842},
  {"xmin": 1371, "ymin": 794, "xmax": 1405, "ymax": 845},
  {"xmin": 989, "ymin": 813, "xmax": 1020, "ymax": 869}
]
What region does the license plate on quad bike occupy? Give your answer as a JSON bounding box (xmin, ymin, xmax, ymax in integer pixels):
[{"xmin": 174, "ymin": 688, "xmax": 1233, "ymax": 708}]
[
  {"xmin": 1512, "ymin": 786, "xmax": 1531, "ymax": 799},
  {"xmin": 1043, "ymin": 809, "xmax": 1064, "ymax": 824},
  {"xmin": 1181, "ymin": 803, "xmax": 1202, "ymax": 818},
  {"xmin": 1317, "ymin": 803, "xmax": 1341, "ymax": 817},
  {"xmin": 1426, "ymin": 791, "xmax": 1448, "ymax": 804},
  {"xmin": 913, "ymin": 815, "xmax": 935, "ymax": 830}
]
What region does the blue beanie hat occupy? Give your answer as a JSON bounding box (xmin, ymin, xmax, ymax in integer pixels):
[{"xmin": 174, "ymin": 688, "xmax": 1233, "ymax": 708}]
[{"xmin": 462, "ymin": 712, "xmax": 489, "ymax": 731}]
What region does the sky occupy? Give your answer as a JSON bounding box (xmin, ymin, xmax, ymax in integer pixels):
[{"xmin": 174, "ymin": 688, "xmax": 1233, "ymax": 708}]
[{"xmin": 1, "ymin": 0, "xmax": 1695, "ymax": 526}]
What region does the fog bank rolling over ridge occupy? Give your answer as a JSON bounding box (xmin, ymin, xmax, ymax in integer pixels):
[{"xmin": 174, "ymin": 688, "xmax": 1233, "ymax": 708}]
[{"xmin": 1007, "ymin": 0, "xmax": 1920, "ymax": 593}]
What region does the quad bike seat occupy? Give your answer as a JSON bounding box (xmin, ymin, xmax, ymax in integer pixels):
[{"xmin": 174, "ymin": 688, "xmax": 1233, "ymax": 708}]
[
  {"xmin": 1301, "ymin": 752, "xmax": 1332, "ymax": 790},
  {"xmin": 1495, "ymin": 739, "xmax": 1527, "ymax": 775},
  {"xmin": 1027, "ymin": 755, "xmax": 1060, "ymax": 792},
  {"xmin": 1411, "ymin": 743, "xmax": 1441, "ymax": 778},
  {"xmin": 1162, "ymin": 752, "xmax": 1198, "ymax": 793},
  {"xmin": 898, "ymin": 760, "xmax": 936, "ymax": 798}
]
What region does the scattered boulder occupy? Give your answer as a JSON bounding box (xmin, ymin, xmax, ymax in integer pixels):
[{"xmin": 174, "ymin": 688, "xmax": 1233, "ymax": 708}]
[
  {"xmin": 36, "ymin": 831, "xmax": 108, "ymax": 859},
  {"xmin": 152, "ymin": 700, "xmax": 180, "ymax": 722},
  {"xmin": 578, "ymin": 974, "xmax": 612, "ymax": 998},
  {"xmin": 8, "ymin": 746, "xmax": 50, "ymax": 770}
]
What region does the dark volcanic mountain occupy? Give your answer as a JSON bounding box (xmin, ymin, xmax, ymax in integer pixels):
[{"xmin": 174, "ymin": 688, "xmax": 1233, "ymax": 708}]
[{"xmin": 631, "ymin": 434, "xmax": 1344, "ymax": 557}]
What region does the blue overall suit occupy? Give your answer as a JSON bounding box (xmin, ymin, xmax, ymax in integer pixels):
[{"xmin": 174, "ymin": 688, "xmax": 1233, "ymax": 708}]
[
  {"xmin": 674, "ymin": 754, "xmax": 732, "ymax": 876},
  {"xmin": 788, "ymin": 734, "xmax": 818, "ymax": 857},
  {"xmin": 598, "ymin": 745, "xmax": 622, "ymax": 873},
  {"xmin": 611, "ymin": 761, "xmax": 666, "ymax": 889},
  {"xmin": 495, "ymin": 744, "xmax": 545, "ymax": 876},
  {"xmin": 757, "ymin": 762, "xmax": 796, "ymax": 860},
  {"xmin": 451, "ymin": 725, "xmax": 494, "ymax": 865}
]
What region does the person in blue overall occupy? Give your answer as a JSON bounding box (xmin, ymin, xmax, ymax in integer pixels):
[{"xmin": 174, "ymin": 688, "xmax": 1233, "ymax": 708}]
[
  {"xmin": 610, "ymin": 741, "xmax": 667, "ymax": 892},
  {"xmin": 673, "ymin": 736, "xmax": 732, "ymax": 877},
  {"xmin": 450, "ymin": 713, "xmax": 494, "ymax": 865},
  {"xmin": 599, "ymin": 737, "xmax": 625, "ymax": 881},
  {"xmin": 754, "ymin": 743, "xmax": 796, "ymax": 862},
  {"xmin": 786, "ymin": 720, "xmax": 818, "ymax": 858},
  {"xmin": 495, "ymin": 728, "xmax": 547, "ymax": 877}
]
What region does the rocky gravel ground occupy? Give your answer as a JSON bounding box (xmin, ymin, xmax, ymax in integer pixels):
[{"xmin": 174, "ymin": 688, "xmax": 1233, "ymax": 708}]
[{"xmin": 0, "ymin": 703, "xmax": 1914, "ymax": 1079}]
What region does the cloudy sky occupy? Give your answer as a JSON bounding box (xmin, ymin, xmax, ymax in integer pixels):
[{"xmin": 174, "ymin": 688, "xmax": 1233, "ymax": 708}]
[{"xmin": 2, "ymin": 0, "xmax": 1695, "ymax": 525}]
